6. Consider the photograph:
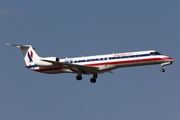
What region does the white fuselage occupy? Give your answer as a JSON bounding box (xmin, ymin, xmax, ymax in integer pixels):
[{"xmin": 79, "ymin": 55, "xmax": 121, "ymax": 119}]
[{"xmin": 29, "ymin": 50, "xmax": 174, "ymax": 74}]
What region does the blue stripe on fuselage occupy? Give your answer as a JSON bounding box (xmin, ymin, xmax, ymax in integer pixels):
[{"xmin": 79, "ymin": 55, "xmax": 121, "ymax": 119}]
[{"xmin": 27, "ymin": 65, "xmax": 38, "ymax": 68}]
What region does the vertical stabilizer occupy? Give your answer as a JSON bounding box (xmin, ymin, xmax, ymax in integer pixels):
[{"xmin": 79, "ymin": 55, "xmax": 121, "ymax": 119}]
[{"xmin": 6, "ymin": 44, "xmax": 40, "ymax": 66}]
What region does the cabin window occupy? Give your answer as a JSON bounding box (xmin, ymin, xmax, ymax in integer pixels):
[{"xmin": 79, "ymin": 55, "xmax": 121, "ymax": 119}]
[
  {"xmin": 109, "ymin": 57, "xmax": 113, "ymax": 60},
  {"xmin": 95, "ymin": 58, "xmax": 99, "ymax": 61}
]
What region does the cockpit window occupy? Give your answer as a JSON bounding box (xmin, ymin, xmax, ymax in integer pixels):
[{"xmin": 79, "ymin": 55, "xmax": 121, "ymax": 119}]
[
  {"xmin": 154, "ymin": 52, "xmax": 162, "ymax": 55},
  {"xmin": 150, "ymin": 52, "xmax": 162, "ymax": 55},
  {"xmin": 150, "ymin": 52, "xmax": 154, "ymax": 55}
]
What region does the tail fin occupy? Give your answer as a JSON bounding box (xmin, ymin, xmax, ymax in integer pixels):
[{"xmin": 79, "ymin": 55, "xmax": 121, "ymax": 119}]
[{"xmin": 6, "ymin": 44, "xmax": 40, "ymax": 66}]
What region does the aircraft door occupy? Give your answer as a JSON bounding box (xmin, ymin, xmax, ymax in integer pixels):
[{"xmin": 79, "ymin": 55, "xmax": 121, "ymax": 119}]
[
  {"xmin": 88, "ymin": 58, "xmax": 93, "ymax": 64},
  {"xmin": 135, "ymin": 54, "xmax": 139, "ymax": 63}
]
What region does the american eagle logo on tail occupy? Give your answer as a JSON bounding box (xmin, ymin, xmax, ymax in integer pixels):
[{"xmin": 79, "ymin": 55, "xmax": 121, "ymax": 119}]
[{"xmin": 28, "ymin": 51, "xmax": 33, "ymax": 62}]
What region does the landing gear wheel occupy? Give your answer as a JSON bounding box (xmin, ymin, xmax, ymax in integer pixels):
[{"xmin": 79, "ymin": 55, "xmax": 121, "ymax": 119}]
[
  {"xmin": 161, "ymin": 69, "xmax": 165, "ymax": 72},
  {"xmin": 90, "ymin": 78, "xmax": 96, "ymax": 83},
  {"xmin": 76, "ymin": 75, "xmax": 82, "ymax": 80}
]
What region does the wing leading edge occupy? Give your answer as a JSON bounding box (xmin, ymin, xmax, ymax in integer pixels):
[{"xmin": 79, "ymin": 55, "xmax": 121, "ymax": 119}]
[{"xmin": 41, "ymin": 59, "xmax": 99, "ymax": 74}]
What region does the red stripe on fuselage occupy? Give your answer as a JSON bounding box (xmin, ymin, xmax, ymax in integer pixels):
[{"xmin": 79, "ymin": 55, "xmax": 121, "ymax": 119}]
[
  {"xmin": 33, "ymin": 57, "xmax": 173, "ymax": 72},
  {"xmin": 33, "ymin": 67, "xmax": 65, "ymax": 72}
]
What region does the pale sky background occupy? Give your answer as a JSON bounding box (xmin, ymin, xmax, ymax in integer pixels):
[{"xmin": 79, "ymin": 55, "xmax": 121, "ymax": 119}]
[{"xmin": 1, "ymin": 1, "xmax": 180, "ymax": 120}]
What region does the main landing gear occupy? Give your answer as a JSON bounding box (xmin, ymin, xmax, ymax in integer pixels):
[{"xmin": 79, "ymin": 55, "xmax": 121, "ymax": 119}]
[
  {"xmin": 76, "ymin": 70, "xmax": 83, "ymax": 81},
  {"xmin": 76, "ymin": 72, "xmax": 98, "ymax": 83},
  {"xmin": 76, "ymin": 75, "xmax": 82, "ymax": 80},
  {"xmin": 90, "ymin": 73, "xmax": 98, "ymax": 83}
]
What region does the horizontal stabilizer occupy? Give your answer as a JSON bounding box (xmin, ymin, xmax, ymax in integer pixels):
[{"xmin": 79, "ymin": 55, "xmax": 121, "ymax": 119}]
[{"xmin": 6, "ymin": 44, "xmax": 36, "ymax": 50}]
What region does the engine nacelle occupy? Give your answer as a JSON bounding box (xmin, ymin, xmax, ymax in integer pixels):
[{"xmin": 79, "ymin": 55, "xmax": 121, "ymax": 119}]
[
  {"xmin": 41, "ymin": 57, "xmax": 59, "ymax": 62},
  {"xmin": 34, "ymin": 57, "xmax": 59, "ymax": 67}
]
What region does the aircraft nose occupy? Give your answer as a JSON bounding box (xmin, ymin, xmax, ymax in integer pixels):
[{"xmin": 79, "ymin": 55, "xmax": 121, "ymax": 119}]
[{"xmin": 166, "ymin": 57, "xmax": 174, "ymax": 62}]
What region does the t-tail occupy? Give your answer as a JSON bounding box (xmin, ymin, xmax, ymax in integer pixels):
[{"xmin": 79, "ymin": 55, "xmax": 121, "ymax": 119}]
[
  {"xmin": 6, "ymin": 44, "xmax": 59, "ymax": 68},
  {"xmin": 6, "ymin": 44, "xmax": 40, "ymax": 66}
]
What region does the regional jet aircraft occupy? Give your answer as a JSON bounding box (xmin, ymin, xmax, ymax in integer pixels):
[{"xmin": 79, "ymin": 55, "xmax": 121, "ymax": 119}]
[{"xmin": 7, "ymin": 44, "xmax": 174, "ymax": 83}]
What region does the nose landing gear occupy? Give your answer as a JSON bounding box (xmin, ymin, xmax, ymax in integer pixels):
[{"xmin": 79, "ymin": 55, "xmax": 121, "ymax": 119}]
[
  {"xmin": 161, "ymin": 69, "xmax": 165, "ymax": 72},
  {"xmin": 161, "ymin": 65, "xmax": 165, "ymax": 72}
]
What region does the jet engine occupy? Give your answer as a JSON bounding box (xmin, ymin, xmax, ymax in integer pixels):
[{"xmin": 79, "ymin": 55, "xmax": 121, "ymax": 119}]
[{"xmin": 34, "ymin": 57, "xmax": 59, "ymax": 67}]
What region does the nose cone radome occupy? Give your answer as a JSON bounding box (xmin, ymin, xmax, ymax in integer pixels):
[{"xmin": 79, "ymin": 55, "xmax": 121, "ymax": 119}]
[{"xmin": 164, "ymin": 56, "xmax": 174, "ymax": 62}]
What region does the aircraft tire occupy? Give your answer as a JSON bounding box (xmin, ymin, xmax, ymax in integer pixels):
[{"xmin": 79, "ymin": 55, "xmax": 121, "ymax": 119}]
[
  {"xmin": 161, "ymin": 69, "xmax": 165, "ymax": 72},
  {"xmin": 90, "ymin": 78, "xmax": 96, "ymax": 83},
  {"xmin": 76, "ymin": 75, "xmax": 82, "ymax": 80}
]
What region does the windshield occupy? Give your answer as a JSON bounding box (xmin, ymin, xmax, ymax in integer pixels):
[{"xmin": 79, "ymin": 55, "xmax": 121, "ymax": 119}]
[
  {"xmin": 150, "ymin": 52, "xmax": 162, "ymax": 55},
  {"xmin": 154, "ymin": 52, "xmax": 162, "ymax": 55}
]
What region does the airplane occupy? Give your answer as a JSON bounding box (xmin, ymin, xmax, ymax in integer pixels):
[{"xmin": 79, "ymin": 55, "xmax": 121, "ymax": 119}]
[{"xmin": 6, "ymin": 44, "xmax": 174, "ymax": 83}]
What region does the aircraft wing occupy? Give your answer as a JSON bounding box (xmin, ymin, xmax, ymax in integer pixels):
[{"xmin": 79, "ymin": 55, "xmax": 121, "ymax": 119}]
[{"xmin": 41, "ymin": 59, "xmax": 99, "ymax": 73}]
